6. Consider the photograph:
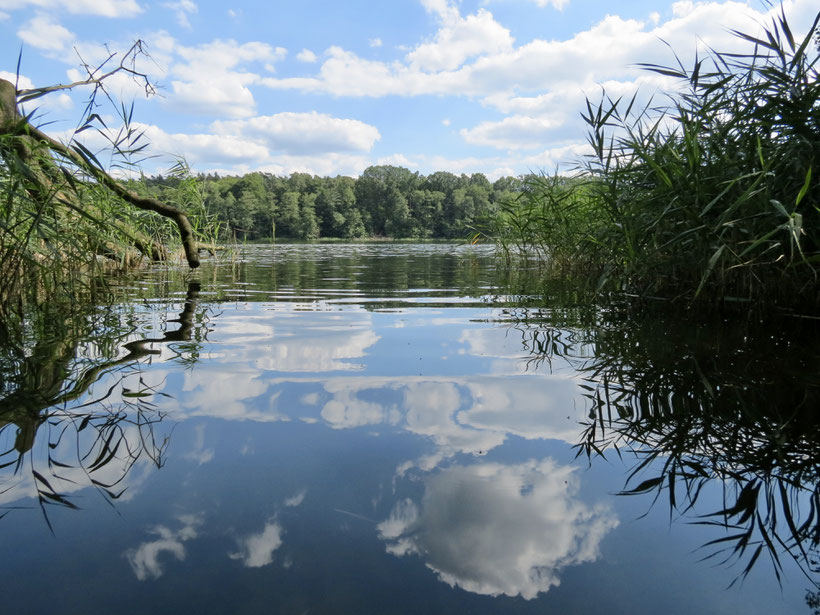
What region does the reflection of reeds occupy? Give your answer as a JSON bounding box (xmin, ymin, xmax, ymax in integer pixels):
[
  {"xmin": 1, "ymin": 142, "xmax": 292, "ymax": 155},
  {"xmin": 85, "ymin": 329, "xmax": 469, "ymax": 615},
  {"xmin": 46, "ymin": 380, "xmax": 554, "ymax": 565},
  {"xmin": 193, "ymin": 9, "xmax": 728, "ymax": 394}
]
[
  {"xmin": 0, "ymin": 281, "xmax": 207, "ymax": 530},
  {"xmin": 506, "ymin": 305, "xmax": 820, "ymax": 587},
  {"xmin": 808, "ymin": 590, "xmax": 820, "ymax": 614},
  {"xmin": 1, "ymin": 380, "xmax": 170, "ymax": 532}
]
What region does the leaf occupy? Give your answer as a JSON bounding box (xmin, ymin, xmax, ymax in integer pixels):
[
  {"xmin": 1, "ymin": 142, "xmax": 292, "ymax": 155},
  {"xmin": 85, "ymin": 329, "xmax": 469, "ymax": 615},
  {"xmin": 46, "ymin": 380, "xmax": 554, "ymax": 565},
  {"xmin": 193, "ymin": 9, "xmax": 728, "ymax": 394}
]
[
  {"xmin": 88, "ymin": 438, "xmax": 122, "ymax": 472},
  {"xmin": 31, "ymin": 470, "xmax": 56, "ymax": 492},
  {"xmin": 71, "ymin": 141, "xmax": 103, "ymax": 171},
  {"xmin": 795, "ymin": 166, "xmax": 812, "ymax": 208},
  {"xmin": 39, "ymin": 491, "xmax": 79, "ymax": 509},
  {"xmin": 48, "ymin": 459, "xmax": 73, "ymax": 469},
  {"xmin": 15, "ymin": 46, "xmax": 23, "ymax": 90},
  {"xmin": 619, "ymin": 476, "xmax": 665, "ymax": 495},
  {"xmin": 635, "ymin": 63, "xmax": 688, "ymax": 79},
  {"xmin": 740, "ymin": 544, "xmax": 764, "ymax": 581},
  {"xmin": 770, "ymin": 199, "xmax": 789, "ymax": 218},
  {"xmin": 708, "ymin": 481, "xmax": 760, "ymax": 519},
  {"xmin": 694, "ymin": 244, "xmax": 725, "ymax": 298},
  {"xmin": 701, "ymin": 533, "xmax": 753, "ymax": 548},
  {"xmin": 122, "ymin": 390, "xmax": 152, "ymax": 398}
]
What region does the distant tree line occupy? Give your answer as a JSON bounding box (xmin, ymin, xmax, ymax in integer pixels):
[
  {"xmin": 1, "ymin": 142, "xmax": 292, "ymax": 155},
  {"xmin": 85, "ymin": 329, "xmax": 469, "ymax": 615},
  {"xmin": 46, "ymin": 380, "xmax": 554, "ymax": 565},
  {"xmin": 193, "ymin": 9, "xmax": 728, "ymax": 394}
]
[{"xmin": 136, "ymin": 165, "xmax": 528, "ymax": 240}]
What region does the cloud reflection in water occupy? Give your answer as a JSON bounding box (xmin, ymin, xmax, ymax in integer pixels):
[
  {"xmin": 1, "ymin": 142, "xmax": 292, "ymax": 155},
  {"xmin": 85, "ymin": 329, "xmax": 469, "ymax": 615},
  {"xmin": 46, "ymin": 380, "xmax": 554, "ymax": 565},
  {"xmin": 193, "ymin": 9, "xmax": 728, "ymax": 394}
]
[
  {"xmin": 379, "ymin": 459, "xmax": 618, "ymax": 599},
  {"xmin": 315, "ymin": 375, "xmax": 583, "ymax": 472},
  {"xmin": 125, "ymin": 514, "xmax": 203, "ymax": 581},
  {"xmin": 229, "ymin": 520, "xmax": 284, "ymax": 568}
]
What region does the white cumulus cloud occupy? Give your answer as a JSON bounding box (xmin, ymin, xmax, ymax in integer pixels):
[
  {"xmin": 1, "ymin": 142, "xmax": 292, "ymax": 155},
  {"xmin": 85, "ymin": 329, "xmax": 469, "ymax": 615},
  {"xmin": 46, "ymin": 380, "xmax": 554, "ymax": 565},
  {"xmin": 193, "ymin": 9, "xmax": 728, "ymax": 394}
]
[
  {"xmin": 461, "ymin": 115, "xmax": 566, "ymax": 150},
  {"xmin": 135, "ymin": 122, "xmax": 271, "ymax": 164},
  {"xmin": 297, "ymin": 48, "xmax": 318, "ymax": 63},
  {"xmin": 0, "ymin": 70, "xmax": 34, "ymax": 89},
  {"xmin": 406, "ymin": 7, "xmax": 514, "ymax": 72},
  {"xmin": 258, "ymin": 1, "xmax": 807, "ymax": 104},
  {"xmin": 166, "ymin": 39, "xmax": 287, "ymax": 117},
  {"xmin": 0, "ymin": 0, "xmax": 142, "ymax": 17},
  {"xmin": 163, "ymin": 0, "xmax": 197, "ymax": 29},
  {"xmin": 529, "ymin": 0, "xmax": 570, "ymax": 8},
  {"xmin": 17, "ymin": 15, "xmax": 74, "ymax": 51},
  {"xmin": 212, "ymin": 112, "xmax": 381, "ymax": 155}
]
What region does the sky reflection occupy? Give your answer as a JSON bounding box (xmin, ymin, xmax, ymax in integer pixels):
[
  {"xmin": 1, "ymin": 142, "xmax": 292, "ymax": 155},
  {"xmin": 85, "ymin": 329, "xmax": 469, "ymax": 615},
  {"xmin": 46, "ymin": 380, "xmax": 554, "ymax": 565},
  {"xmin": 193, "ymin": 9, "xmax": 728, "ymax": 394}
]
[
  {"xmin": 379, "ymin": 459, "xmax": 618, "ymax": 599},
  {"xmin": 1, "ymin": 245, "xmax": 810, "ymax": 613},
  {"xmin": 229, "ymin": 520, "xmax": 285, "ymax": 568}
]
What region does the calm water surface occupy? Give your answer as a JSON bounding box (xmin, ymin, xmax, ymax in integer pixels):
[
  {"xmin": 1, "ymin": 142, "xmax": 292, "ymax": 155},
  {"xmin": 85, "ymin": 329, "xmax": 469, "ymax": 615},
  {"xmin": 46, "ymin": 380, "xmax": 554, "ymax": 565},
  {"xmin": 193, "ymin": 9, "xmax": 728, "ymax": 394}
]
[{"xmin": 0, "ymin": 243, "xmax": 817, "ymax": 614}]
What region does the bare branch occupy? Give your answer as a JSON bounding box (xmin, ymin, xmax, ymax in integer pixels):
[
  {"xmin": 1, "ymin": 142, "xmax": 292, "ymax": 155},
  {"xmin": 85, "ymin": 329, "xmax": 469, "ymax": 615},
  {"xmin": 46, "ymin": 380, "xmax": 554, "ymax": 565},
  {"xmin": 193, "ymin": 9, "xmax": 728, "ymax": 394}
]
[{"xmin": 16, "ymin": 40, "xmax": 157, "ymax": 104}]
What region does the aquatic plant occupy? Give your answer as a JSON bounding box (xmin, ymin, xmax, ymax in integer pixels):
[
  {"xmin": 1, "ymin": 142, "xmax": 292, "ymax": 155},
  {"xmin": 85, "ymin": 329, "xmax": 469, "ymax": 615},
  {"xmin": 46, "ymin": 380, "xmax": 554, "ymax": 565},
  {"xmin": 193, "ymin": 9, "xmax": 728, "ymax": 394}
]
[
  {"xmin": 0, "ymin": 42, "xmax": 212, "ymax": 310},
  {"xmin": 490, "ymin": 7, "xmax": 820, "ymax": 306}
]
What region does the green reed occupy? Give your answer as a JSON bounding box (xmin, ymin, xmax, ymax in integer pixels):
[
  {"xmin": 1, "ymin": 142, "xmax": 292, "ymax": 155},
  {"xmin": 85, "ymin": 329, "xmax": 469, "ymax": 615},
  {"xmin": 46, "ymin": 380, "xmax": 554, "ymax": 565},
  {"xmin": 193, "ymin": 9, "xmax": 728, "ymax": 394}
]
[
  {"xmin": 490, "ymin": 8, "xmax": 820, "ymax": 306},
  {"xmin": 0, "ymin": 45, "xmax": 216, "ymax": 312}
]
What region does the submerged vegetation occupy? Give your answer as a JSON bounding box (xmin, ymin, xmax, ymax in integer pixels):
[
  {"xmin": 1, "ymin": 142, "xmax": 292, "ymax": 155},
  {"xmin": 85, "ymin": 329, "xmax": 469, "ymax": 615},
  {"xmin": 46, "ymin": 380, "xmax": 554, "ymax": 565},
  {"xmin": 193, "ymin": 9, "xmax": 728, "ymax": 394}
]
[{"xmin": 489, "ymin": 9, "xmax": 820, "ymax": 307}]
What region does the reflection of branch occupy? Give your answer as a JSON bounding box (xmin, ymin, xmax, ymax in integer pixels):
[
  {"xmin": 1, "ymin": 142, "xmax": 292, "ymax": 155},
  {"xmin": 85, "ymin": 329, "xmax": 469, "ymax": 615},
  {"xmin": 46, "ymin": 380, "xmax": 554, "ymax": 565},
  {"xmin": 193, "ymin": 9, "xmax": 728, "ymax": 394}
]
[
  {"xmin": 0, "ymin": 281, "xmax": 204, "ymax": 529},
  {"xmin": 2, "ymin": 281, "xmax": 204, "ymax": 421},
  {"xmin": 121, "ymin": 281, "xmax": 200, "ymax": 357}
]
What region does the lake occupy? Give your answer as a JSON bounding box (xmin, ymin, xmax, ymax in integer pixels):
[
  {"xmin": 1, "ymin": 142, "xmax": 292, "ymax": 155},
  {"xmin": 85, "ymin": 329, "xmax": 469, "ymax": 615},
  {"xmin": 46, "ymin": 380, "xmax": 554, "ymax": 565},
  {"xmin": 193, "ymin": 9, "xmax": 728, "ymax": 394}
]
[{"xmin": 0, "ymin": 242, "xmax": 817, "ymax": 614}]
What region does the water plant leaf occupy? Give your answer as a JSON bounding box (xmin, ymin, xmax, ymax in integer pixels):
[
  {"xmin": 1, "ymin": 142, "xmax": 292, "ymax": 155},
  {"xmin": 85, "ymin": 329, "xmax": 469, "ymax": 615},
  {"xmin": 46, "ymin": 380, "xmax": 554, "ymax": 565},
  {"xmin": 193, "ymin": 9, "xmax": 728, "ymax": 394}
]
[
  {"xmin": 122, "ymin": 389, "xmax": 152, "ymax": 398},
  {"xmin": 795, "ymin": 167, "xmax": 812, "ymax": 208},
  {"xmin": 694, "ymin": 245, "xmax": 725, "ymax": 298},
  {"xmin": 618, "ymin": 476, "xmax": 664, "ymax": 495}
]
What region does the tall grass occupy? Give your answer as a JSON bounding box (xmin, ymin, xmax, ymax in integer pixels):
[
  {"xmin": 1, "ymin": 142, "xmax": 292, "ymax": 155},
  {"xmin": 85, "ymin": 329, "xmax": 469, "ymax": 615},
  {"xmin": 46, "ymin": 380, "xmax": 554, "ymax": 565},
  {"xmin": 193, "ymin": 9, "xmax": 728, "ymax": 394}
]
[
  {"xmin": 0, "ymin": 45, "xmax": 214, "ymax": 312},
  {"xmin": 491, "ymin": 8, "xmax": 820, "ymax": 306},
  {"xmin": 0, "ymin": 135, "xmax": 208, "ymax": 309}
]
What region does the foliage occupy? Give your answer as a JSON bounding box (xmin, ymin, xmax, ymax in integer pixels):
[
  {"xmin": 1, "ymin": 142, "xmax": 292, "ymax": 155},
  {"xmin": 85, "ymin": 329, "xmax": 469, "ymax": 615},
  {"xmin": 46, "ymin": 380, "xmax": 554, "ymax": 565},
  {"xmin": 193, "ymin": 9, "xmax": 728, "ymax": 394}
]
[
  {"xmin": 0, "ymin": 43, "xmax": 213, "ymax": 311},
  {"xmin": 488, "ymin": 8, "xmax": 820, "ymax": 306},
  {"xmin": 139, "ymin": 166, "xmax": 523, "ymax": 242}
]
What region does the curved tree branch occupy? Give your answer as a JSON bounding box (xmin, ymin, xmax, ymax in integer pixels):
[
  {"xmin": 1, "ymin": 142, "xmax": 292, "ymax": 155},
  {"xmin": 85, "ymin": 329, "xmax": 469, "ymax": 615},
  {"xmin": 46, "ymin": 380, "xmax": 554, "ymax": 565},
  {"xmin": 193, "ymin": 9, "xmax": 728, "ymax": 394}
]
[{"xmin": 0, "ymin": 77, "xmax": 200, "ymax": 268}]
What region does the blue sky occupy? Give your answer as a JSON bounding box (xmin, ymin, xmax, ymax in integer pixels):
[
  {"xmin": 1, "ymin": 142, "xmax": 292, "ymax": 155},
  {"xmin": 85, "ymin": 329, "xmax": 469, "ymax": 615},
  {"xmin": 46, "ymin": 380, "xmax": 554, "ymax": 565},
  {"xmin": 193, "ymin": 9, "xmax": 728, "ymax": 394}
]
[{"xmin": 0, "ymin": 0, "xmax": 816, "ymax": 179}]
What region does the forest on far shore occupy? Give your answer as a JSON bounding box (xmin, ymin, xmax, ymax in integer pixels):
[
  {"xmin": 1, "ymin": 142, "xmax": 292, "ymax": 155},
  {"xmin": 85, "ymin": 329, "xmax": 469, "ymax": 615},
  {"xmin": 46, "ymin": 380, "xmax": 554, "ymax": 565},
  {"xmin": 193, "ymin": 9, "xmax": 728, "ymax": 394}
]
[{"xmin": 134, "ymin": 164, "xmax": 536, "ymax": 241}]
